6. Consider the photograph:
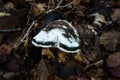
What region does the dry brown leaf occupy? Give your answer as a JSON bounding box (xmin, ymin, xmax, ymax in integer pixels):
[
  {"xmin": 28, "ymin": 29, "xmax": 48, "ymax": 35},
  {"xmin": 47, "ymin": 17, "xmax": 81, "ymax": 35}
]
[
  {"xmin": 48, "ymin": 0, "xmax": 55, "ymax": 9},
  {"xmin": 0, "ymin": 16, "xmax": 20, "ymax": 29},
  {"xmin": 58, "ymin": 50, "xmax": 67, "ymax": 63},
  {"xmin": 109, "ymin": 65, "xmax": 120, "ymax": 77},
  {"xmin": 42, "ymin": 48, "xmax": 55, "ymax": 59},
  {"xmin": 74, "ymin": 51, "xmax": 83, "ymax": 62},
  {"xmin": 35, "ymin": 59, "xmax": 50, "ymax": 80},
  {"xmin": 5, "ymin": 0, "xmax": 25, "ymax": 7},
  {"xmin": 0, "ymin": 34, "xmax": 3, "ymax": 43},
  {"xmin": 5, "ymin": 58, "xmax": 24, "ymax": 72},
  {"xmin": 107, "ymin": 52, "xmax": 120, "ymax": 67},
  {"xmin": 107, "ymin": 52, "xmax": 120, "ymax": 77},
  {"xmin": 100, "ymin": 31, "xmax": 120, "ymax": 52},
  {"xmin": 24, "ymin": 35, "xmax": 29, "ymax": 50},
  {"xmin": 111, "ymin": 9, "xmax": 120, "ymax": 21},
  {"xmin": 0, "ymin": 44, "xmax": 12, "ymax": 55},
  {"xmin": 81, "ymin": 0, "xmax": 90, "ymax": 3},
  {"xmin": 47, "ymin": 74, "xmax": 63, "ymax": 80},
  {"xmin": 25, "ymin": 0, "xmax": 34, "ymax": 2},
  {"xmin": 8, "ymin": 27, "xmax": 27, "ymax": 49},
  {"xmin": 86, "ymin": 69, "xmax": 105, "ymax": 78},
  {"xmin": 32, "ymin": 3, "xmax": 46, "ymax": 16},
  {"xmin": 108, "ymin": 76, "xmax": 120, "ymax": 80},
  {"xmin": 33, "ymin": 23, "xmax": 39, "ymax": 32}
]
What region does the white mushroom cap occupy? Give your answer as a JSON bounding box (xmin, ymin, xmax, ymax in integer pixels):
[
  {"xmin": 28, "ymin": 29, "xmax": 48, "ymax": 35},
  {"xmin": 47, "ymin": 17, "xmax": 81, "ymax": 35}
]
[{"xmin": 32, "ymin": 19, "xmax": 80, "ymax": 53}]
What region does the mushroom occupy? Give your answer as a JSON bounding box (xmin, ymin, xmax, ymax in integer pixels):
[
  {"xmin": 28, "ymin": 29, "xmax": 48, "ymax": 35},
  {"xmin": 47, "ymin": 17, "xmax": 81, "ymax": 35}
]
[{"xmin": 32, "ymin": 19, "xmax": 81, "ymax": 53}]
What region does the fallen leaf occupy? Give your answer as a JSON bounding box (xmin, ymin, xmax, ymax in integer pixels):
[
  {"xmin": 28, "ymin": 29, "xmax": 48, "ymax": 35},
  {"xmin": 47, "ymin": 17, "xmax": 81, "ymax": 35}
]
[
  {"xmin": 111, "ymin": 9, "xmax": 120, "ymax": 21},
  {"xmin": 86, "ymin": 69, "xmax": 105, "ymax": 78},
  {"xmin": 0, "ymin": 16, "xmax": 20, "ymax": 29},
  {"xmin": 35, "ymin": 59, "xmax": 50, "ymax": 80},
  {"xmin": 0, "ymin": 12, "xmax": 11, "ymax": 17},
  {"xmin": 107, "ymin": 52, "xmax": 120, "ymax": 77},
  {"xmin": 58, "ymin": 50, "xmax": 67, "ymax": 63},
  {"xmin": 48, "ymin": 0, "xmax": 55, "ymax": 9},
  {"xmin": 42, "ymin": 48, "xmax": 55, "ymax": 59},
  {"xmin": 2, "ymin": 72, "xmax": 20, "ymax": 80},
  {"xmin": 0, "ymin": 44, "xmax": 12, "ymax": 55},
  {"xmin": 74, "ymin": 51, "xmax": 83, "ymax": 62},
  {"xmin": 107, "ymin": 52, "xmax": 120, "ymax": 67},
  {"xmin": 5, "ymin": 58, "xmax": 24, "ymax": 72},
  {"xmin": 100, "ymin": 31, "xmax": 120, "ymax": 52},
  {"xmin": 109, "ymin": 65, "xmax": 120, "ymax": 77},
  {"xmin": 47, "ymin": 74, "xmax": 63, "ymax": 80},
  {"xmin": 54, "ymin": 60, "xmax": 81, "ymax": 78},
  {"xmin": 4, "ymin": 2, "xmax": 15, "ymax": 11},
  {"xmin": 0, "ymin": 54, "xmax": 8, "ymax": 64},
  {"xmin": 0, "ymin": 34, "xmax": 3, "ymax": 43},
  {"xmin": 32, "ymin": 3, "xmax": 46, "ymax": 16}
]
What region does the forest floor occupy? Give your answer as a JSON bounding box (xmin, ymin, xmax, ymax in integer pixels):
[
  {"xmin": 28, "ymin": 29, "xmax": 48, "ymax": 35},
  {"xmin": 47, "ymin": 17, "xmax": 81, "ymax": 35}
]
[{"xmin": 0, "ymin": 0, "xmax": 120, "ymax": 80}]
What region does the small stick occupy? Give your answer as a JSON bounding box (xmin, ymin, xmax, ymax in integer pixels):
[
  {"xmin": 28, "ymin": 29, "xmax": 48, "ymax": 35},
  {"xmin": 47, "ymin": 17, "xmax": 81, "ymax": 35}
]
[
  {"xmin": 0, "ymin": 28, "xmax": 21, "ymax": 33},
  {"xmin": 21, "ymin": 21, "xmax": 36, "ymax": 42},
  {"xmin": 46, "ymin": 0, "xmax": 77, "ymax": 13},
  {"xmin": 102, "ymin": 16, "xmax": 120, "ymax": 30},
  {"xmin": 47, "ymin": 0, "xmax": 51, "ymax": 10},
  {"xmin": 0, "ymin": 0, "xmax": 7, "ymax": 12},
  {"xmin": 21, "ymin": 0, "xmax": 76, "ymax": 42},
  {"xmin": 56, "ymin": 0, "xmax": 63, "ymax": 8},
  {"xmin": 84, "ymin": 60, "xmax": 103, "ymax": 71}
]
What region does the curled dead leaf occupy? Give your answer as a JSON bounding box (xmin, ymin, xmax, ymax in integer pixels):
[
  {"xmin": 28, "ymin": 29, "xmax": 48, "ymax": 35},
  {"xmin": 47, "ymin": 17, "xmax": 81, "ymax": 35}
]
[
  {"xmin": 32, "ymin": 3, "xmax": 46, "ymax": 16},
  {"xmin": 4, "ymin": 2, "xmax": 15, "ymax": 11},
  {"xmin": 0, "ymin": 12, "xmax": 11, "ymax": 17}
]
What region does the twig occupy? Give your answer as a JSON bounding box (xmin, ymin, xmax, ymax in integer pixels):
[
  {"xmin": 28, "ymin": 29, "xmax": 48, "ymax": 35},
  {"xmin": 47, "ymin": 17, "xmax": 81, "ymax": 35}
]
[
  {"xmin": 46, "ymin": 0, "xmax": 77, "ymax": 13},
  {"xmin": 47, "ymin": 0, "xmax": 51, "ymax": 10},
  {"xmin": 97, "ymin": 16, "xmax": 120, "ymax": 36},
  {"xmin": 35, "ymin": 0, "xmax": 77, "ymax": 21},
  {"xmin": 58, "ymin": 0, "xmax": 76, "ymax": 8},
  {"xmin": 84, "ymin": 60, "xmax": 103, "ymax": 71},
  {"xmin": 0, "ymin": 0, "xmax": 7, "ymax": 12},
  {"xmin": 21, "ymin": 0, "xmax": 76, "ymax": 42},
  {"xmin": 21, "ymin": 21, "xmax": 36, "ymax": 42},
  {"xmin": 56, "ymin": 0, "xmax": 63, "ymax": 8},
  {"xmin": 0, "ymin": 28, "xmax": 21, "ymax": 33}
]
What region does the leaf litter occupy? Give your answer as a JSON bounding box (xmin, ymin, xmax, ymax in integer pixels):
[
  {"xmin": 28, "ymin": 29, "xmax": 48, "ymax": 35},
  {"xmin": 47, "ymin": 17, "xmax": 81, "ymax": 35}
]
[{"xmin": 0, "ymin": 0, "xmax": 120, "ymax": 80}]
